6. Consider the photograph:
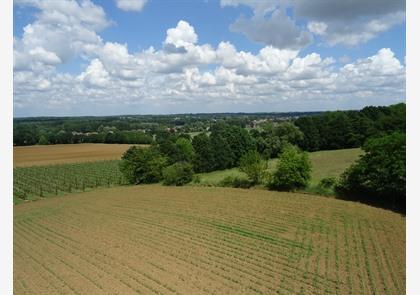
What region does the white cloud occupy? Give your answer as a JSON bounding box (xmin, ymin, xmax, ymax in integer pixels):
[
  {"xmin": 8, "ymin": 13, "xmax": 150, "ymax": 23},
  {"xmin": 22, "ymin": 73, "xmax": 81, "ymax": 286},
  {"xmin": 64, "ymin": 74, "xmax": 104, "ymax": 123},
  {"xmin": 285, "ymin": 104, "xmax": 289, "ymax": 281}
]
[
  {"xmin": 14, "ymin": 0, "xmax": 108, "ymax": 72},
  {"xmin": 28, "ymin": 47, "xmax": 62, "ymax": 65},
  {"xmin": 115, "ymin": 0, "xmax": 147, "ymax": 12},
  {"xmin": 229, "ymin": 9, "xmax": 312, "ymax": 50},
  {"xmin": 307, "ymin": 22, "xmax": 327, "ymax": 35},
  {"xmin": 78, "ymin": 59, "xmax": 110, "ymax": 87},
  {"xmin": 164, "ymin": 20, "xmax": 198, "ymax": 50},
  {"xmin": 340, "ymin": 48, "xmax": 403, "ymax": 77},
  {"xmin": 36, "ymin": 79, "xmax": 51, "ymax": 91},
  {"xmin": 220, "ymin": 0, "xmax": 278, "ymax": 15},
  {"xmin": 13, "ymin": 7, "xmax": 405, "ymax": 115},
  {"xmin": 222, "ymin": 1, "xmax": 312, "ymax": 50}
]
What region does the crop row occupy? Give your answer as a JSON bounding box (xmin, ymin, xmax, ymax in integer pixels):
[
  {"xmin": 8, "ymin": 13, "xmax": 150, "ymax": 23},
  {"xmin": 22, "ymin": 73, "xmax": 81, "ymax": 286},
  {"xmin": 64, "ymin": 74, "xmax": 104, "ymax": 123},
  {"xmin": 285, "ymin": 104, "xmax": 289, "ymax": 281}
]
[
  {"xmin": 14, "ymin": 185, "xmax": 405, "ymax": 294},
  {"xmin": 13, "ymin": 160, "xmax": 127, "ymax": 202}
]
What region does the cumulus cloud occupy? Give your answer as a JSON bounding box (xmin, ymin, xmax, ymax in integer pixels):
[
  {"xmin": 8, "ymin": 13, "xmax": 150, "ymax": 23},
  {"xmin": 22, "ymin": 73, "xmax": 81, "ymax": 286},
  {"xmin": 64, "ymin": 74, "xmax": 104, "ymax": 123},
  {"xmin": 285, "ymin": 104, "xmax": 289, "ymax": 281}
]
[
  {"xmin": 220, "ymin": 0, "xmax": 278, "ymax": 15},
  {"xmin": 307, "ymin": 22, "xmax": 327, "ymax": 36},
  {"xmin": 115, "ymin": 0, "xmax": 147, "ymax": 12},
  {"xmin": 222, "ymin": 0, "xmax": 405, "ymax": 47},
  {"xmin": 77, "ymin": 59, "xmax": 110, "ymax": 87},
  {"xmin": 230, "ymin": 8, "xmax": 312, "ymax": 50},
  {"xmin": 292, "ymin": 0, "xmax": 405, "ymax": 46},
  {"xmin": 315, "ymin": 12, "xmax": 405, "ymax": 46},
  {"xmin": 164, "ymin": 20, "xmax": 198, "ymax": 51},
  {"xmin": 13, "ymin": 2, "xmax": 405, "ymax": 115},
  {"xmin": 14, "ymin": 0, "xmax": 109, "ymax": 75},
  {"xmin": 291, "ymin": 0, "xmax": 405, "ymax": 21},
  {"xmin": 222, "ymin": 1, "xmax": 311, "ymax": 50}
]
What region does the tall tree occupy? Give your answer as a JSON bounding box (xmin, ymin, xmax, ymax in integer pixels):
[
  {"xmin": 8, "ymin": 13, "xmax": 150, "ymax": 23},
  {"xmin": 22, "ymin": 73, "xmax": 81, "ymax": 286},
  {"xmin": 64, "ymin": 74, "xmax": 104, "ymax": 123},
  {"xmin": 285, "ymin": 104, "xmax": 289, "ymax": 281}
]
[{"xmin": 192, "ymin": 133, "xmax": 214, "ymax": 172}]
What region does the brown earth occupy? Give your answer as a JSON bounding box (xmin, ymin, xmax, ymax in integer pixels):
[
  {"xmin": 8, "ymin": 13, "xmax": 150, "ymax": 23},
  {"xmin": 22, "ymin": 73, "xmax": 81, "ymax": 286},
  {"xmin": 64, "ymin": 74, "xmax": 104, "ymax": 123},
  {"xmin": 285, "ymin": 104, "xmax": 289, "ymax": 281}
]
[
  {"xmin": 14, "ymin": 185, "xmax": 405, "ymax": 294},
  {"xmin": 13, "ymin": 144, "xmax": 146, "ymax": 167}
]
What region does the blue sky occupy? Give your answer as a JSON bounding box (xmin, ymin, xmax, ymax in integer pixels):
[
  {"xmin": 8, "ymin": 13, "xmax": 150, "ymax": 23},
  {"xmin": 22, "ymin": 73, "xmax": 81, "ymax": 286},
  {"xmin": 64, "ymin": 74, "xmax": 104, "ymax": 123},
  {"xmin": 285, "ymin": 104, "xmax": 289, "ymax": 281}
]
[{"xmin": 13, "ymin": 0, "xmax": 406, "ymax": 117}]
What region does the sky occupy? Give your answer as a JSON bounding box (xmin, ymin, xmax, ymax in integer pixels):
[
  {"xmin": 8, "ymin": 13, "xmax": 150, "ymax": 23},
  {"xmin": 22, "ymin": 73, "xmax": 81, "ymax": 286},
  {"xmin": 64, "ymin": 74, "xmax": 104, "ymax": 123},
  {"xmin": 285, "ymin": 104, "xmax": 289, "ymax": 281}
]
[{"xmin": 13, "ymin": 0, "xmax": 406, "ymax": 117}]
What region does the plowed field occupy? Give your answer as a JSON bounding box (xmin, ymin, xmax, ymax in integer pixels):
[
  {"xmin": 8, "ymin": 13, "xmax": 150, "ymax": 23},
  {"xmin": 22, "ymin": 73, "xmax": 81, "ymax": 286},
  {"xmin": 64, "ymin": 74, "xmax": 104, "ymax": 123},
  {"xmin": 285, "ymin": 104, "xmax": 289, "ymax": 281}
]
[
  {"xmin": 14, "ymin": 185, "xmax": 405, "ymax": 294},
  {"xmin": 14, "ymin": 144, "xmax": 145, "ymax": 167}
]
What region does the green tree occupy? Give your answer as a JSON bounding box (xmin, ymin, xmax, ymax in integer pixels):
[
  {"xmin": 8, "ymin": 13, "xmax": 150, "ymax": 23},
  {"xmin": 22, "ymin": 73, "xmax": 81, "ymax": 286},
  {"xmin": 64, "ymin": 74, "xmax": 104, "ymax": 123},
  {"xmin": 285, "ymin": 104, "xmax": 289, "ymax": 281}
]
[
  {"xmin": 210, "ymin": 131, "xmax": 235, "ymax": 170},
  {"xmin": 119, "ymin": 146, "xmax": 167, "ymax": 184},
  {"xmin": 162, "ymin": 162, "xmax": 194, "ymax": 186},
  {"xmin": 159, "ymin": 137, "xmax": 195, "ymax": 164},
  {"xmin": 275, "ymin": 122, "xmax": 304, "ymax": 145},
  {"xmin": 294, "ymin": 117, "xmax": 320, "ymax": 151},
  {"xmin": 38, "ymin": 135, "xmax": 49, "ymax": 145},
  {"xmin": 239, "ymin": 150, "xmax": 267, "ymax": 184},
  {"xmin": 268, "ymin": 144, "xmax": 312, "ymax": 190},
  {"xmin": 174, "ymin": 137, "xmax": 195, "ymax": 163},
  {"xmin": 192, "ymin": 133, "xmax": 214, "ymax": 172},
  {"xmin": 14, "ymin": 124, "xmax": 39, "ymax": 146},
  {"xmin": 209, "ymin": 123, "xmax": 254, "ymax": 169},
  {"xmin": 336, "ymin": 132, "xmax": 405, "ymax": 210}
]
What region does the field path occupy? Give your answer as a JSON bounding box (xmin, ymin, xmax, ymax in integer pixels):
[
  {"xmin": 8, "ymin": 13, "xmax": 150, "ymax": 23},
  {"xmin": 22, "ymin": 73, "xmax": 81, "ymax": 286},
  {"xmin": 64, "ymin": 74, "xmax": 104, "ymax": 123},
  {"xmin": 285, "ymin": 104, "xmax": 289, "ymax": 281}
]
[{"xmin": 14, "ymin": 185, "xmax": 405, "ymax": 294}]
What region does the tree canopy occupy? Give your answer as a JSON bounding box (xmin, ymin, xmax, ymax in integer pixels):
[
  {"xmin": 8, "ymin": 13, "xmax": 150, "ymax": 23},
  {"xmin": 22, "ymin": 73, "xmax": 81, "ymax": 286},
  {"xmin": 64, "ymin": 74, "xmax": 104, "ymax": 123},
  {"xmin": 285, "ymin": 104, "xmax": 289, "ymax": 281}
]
[
  {"xmin": 336, "ymin": 132, "xmax": 406, "ymax": 210},
  {"xmin": 268, "ymin": 145, "xmax": 312, "ymax": 191}
]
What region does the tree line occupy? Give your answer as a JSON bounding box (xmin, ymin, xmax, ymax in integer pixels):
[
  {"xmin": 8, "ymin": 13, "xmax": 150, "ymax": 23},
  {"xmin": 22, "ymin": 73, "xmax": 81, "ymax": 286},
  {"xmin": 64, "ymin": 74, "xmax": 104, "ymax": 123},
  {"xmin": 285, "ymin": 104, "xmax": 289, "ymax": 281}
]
[
  {"xmin": 294, "ymin": 103, "xmax": 405, "ymax": 151},
  {"xmin": 119, "ymin": 103, "xmax": 406, "ymax": 212},
  {"xmin": 14, "ymin": 128, "xmax": 154, "ymax": 145}
]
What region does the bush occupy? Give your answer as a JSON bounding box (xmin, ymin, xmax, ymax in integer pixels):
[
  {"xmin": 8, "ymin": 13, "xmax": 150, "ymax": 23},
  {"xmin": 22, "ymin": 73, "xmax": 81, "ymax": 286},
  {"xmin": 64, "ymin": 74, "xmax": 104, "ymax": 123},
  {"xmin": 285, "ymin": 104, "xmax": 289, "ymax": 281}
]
[
  {"xmin": 192, "ymin": 175, "xmax": 201, "ymax": 184},
  {"xmin": 162, "ymin": 162, "xmax": 194, "ymax": 186},
  {"xmin": 268, "ymin": 144, "xmax": 312, "ymax": 191},
  {"xmin": 336, "ymin": 132, "xmax": 405, "ymax": 210},
  {"xmin": 218, "ymin": 176, "xmax": 253, "ymax": 189},
  {"xmin": 119, "ymin": 146, "xmax": 167, "ymax": 184},
  {"xmin": 319, "ymin": 177, "xmax": 338, "ymax": 189},
  {"xmin": 239, "ymin": 150, "xmax": 267, "ymax": 184}
]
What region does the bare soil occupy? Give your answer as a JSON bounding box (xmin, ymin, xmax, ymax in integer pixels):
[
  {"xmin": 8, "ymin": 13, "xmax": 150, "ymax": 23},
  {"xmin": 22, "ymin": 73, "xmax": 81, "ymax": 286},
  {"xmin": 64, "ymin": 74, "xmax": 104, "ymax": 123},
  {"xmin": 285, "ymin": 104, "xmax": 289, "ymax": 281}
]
[
  {"xmin": 14, "ymin": 185, "xmax": 405, "ymax": 294},
  {"xmin": 13, "ymin": 144, "xmax": 146, "ymax": 167}
]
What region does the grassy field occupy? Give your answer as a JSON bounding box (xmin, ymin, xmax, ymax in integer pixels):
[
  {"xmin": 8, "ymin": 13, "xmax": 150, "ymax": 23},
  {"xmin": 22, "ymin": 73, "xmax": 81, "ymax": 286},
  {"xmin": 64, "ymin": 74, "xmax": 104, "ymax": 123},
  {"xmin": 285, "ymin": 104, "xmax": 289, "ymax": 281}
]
[
  {"xmin": 13, "ymin": 143, "xmax": 145, "ymax": 167},
  {"xmin": 197, "ymin": 148, "xmax": 363, "ymax": 186},
  {"xmin": 14, "ymin": 185, "xmax": 405, "ymax": 294}
]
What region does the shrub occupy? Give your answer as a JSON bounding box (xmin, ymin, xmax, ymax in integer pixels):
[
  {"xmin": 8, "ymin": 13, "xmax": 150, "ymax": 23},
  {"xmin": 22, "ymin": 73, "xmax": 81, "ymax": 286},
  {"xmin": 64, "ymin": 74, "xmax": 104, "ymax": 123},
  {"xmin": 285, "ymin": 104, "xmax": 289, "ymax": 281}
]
[
  {"xmin": 219, "ymin": 176, "xmax": 253, "ymax": 188},
  {"xmin": 162, "ymin": 162, "xmax": 194, "ymax": 186},
  {"xmin": 119, "ymin": 146, "xmax": 167, "ymax": 184},
  {"xmin": 192, "ymin": 175, "xmax": 201, "ymax": 184},
  {"xmin": 319, "ymin": 177, "xmax": 338, "ymax": 189},
  {"xmin": 239, "ymin": 150, "xmax": 267, "ymax": 184},
  {"xmin": 336, "ymin": 132, "xmax": 405, "ymax": 210},
  {"xmin": 268, "ymin": 144, "xmax": 312, "ymax": 191}
]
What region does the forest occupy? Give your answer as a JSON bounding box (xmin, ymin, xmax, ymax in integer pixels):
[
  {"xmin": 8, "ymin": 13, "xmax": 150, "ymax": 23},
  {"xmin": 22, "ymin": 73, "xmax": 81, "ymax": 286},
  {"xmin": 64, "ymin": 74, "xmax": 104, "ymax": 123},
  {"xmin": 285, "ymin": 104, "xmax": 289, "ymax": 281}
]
[{"xmin": 14, "ymin": 104, "xmax": 404, "ymax": 151}]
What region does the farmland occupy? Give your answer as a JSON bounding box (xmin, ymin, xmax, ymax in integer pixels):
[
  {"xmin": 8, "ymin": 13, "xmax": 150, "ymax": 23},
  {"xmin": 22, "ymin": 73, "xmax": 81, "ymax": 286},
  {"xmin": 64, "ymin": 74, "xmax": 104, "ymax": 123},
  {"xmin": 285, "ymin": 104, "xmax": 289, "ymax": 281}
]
[
  {"xmin": 13, "ymin": 160, "xmax": 126, "ymax": 204},
  {"xmin": 13, "ymin": 148, "xmax": 362, "ymax": 204},
  {"xmin": 13, "ymin": 143, "xmax": 144, "ymax": 167},
  {"xmin": 14, "ymin": 185, "xmax": 405, "ymax": 294}
]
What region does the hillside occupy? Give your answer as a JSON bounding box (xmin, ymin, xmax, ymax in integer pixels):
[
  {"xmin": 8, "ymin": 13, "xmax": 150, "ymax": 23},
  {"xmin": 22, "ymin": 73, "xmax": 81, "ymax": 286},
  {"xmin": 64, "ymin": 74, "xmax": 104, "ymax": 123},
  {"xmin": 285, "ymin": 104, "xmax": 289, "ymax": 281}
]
[
  {"xmin": 197, "ymin": 148, "xmax": 363, "ymax": 186},
  {"xmin": 14, "ymin": 185, "xmax": 405, "ymax": 294}
]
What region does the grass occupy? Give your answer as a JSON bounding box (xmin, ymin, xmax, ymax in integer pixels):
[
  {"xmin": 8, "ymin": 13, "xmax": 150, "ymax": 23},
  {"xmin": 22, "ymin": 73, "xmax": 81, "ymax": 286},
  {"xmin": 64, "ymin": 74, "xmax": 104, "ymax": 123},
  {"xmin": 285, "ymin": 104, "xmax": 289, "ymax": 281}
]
[
  {"xmin": 196, "ymin": 148, "xmax": 363, "ymax": 187},
  {"xmin": 14, "ymin": 185, "xmax": 405, "ymax": 294},
  {"xmin": 307, "ymin": 148, "xmax": 364, "ymax": 184}
]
